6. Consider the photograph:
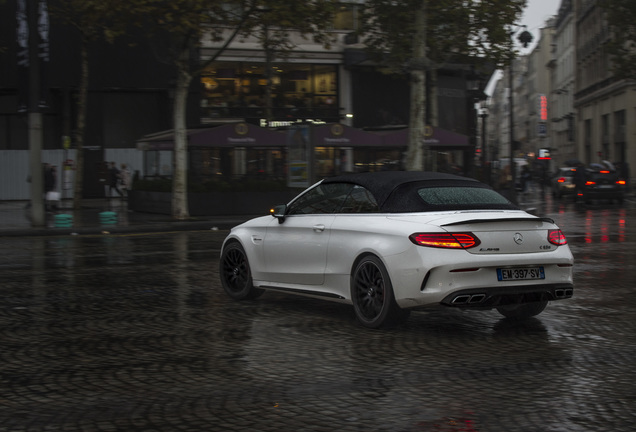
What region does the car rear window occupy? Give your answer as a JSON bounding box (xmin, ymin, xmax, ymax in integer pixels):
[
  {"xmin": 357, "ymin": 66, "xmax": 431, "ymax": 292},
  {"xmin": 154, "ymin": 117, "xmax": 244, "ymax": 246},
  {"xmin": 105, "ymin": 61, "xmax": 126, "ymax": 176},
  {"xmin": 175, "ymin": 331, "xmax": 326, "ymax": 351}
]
[
  {"xmin": 381, "ymin": 181, "xmax": 518, "ymax": 212},
  {"xmin": 418, "ymin": 186, "xmax": 512, "ymax": 206}
]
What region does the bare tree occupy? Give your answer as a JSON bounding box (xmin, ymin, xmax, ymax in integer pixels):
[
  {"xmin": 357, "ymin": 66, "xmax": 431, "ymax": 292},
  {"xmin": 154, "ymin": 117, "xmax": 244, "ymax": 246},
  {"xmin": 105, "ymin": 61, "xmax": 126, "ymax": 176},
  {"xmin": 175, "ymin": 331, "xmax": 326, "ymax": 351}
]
[
  {"xmin": 361, "ymin": 0, "xmax": 527, "ymax": 171},
  {"xmin": 50, "ymin": 0, "xmax": 127, "ymax": 209}
]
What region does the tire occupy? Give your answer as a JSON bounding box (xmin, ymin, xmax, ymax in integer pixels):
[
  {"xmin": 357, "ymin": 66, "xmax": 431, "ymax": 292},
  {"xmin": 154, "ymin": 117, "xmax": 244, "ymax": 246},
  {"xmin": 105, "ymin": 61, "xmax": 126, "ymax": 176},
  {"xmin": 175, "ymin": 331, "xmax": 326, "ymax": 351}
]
[
  {"xmin": 219, "ymin": 242, "xmax": 264, "ymax": 300},
  {"xmin": 350, "ymin": 255, "xmax": 407, "ymax": 329},
  {"xmin": 497, "ymin": 300, "xmax": 548, "ymax": 320}
]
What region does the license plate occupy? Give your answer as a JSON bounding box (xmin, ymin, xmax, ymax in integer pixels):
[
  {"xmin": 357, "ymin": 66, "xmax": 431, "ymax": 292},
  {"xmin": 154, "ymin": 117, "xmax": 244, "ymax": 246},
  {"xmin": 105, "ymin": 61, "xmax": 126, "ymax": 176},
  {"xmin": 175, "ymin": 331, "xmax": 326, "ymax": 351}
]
[{"xmin": 497, "ymin": 267, "xmax": 545, "ymax": 281}]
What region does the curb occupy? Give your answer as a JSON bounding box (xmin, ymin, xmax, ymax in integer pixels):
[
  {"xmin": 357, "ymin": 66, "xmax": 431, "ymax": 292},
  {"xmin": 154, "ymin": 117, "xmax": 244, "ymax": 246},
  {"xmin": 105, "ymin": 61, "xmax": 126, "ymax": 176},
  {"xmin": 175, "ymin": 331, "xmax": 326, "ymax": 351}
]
[{"xmin": 0, "ymin": 218, "xmax": 260, "ymax": 238}]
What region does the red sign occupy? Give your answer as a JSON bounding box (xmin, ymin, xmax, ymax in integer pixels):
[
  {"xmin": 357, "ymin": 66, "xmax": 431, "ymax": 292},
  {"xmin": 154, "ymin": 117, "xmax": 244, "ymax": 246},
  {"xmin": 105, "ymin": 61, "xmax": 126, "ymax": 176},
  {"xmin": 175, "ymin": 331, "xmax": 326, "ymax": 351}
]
[{"xmin": 538, "ymin": 94, "xmax": 548, "ymax": 122}]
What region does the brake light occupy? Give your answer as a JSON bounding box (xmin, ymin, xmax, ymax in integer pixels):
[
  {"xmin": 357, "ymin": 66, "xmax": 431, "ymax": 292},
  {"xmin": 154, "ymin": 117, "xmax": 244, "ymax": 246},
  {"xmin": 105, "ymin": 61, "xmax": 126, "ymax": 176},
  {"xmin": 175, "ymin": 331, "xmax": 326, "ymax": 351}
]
[
  {"xmin": 617, "ymin": 180, "xmax": 626, "ymax": 185},
  {"xmin": 410, "ymin": 232, "xmax": 480, "ymax": 249},
  {"xmin": 585, "ymin": 181, "xmax": 596, "ymax": 186},
  {"xmin": 557, "ymin": 177, "xmax": 566, "ymax": 183},
  {"xmin": 548, "ymin": 229, "xmax": 567, "ymax": 246},
  {"xmin": 600, "ymin": 170, "xmax": 610, "ymax": 174}
]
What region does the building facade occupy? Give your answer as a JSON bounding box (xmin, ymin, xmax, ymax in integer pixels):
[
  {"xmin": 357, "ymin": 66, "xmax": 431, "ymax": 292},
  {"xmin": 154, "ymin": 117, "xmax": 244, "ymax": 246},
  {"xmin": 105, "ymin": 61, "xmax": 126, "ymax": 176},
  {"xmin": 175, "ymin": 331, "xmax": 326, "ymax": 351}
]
[
  {"xmin": 487, "ymin": 0, "xmax": 635, "ymax": 188},
  {"xmin": 574, "ymin": 0, "xmax": 635, "ymax": 177},
  {"xmin": 526, "ymin": 20, "xmax": 555, "ymax": 159},
  {"xmin": 549, "ymin": 0, "xmax": 577, "ymax": 165},
  {"xmin": 1, "ymin": 1, "xmax": 493, "ymax": 201}
]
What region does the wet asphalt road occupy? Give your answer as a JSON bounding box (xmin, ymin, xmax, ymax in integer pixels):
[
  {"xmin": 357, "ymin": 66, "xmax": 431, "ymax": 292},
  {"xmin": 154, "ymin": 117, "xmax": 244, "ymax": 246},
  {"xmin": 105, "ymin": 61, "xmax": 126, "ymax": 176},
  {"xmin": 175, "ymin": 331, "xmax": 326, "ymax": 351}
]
[{"xmin": 1, "ymin": 196, "xmax": 635, "ymax": 431}]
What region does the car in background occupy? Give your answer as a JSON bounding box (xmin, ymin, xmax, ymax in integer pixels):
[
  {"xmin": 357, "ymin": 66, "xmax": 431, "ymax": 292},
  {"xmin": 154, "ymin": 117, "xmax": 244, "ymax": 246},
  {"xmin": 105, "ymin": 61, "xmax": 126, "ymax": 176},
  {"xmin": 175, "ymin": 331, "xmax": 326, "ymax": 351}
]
[
  {"xmin": 579, "ymin": 163, "xmax": 626, "ymax": 204},
  {"xmin": 219, "ymin": 171, "xmax": 574, "ymax": 329},
  {"xmin": 551, "ymin": 167, "xmax": 577, "ymax": 198}
]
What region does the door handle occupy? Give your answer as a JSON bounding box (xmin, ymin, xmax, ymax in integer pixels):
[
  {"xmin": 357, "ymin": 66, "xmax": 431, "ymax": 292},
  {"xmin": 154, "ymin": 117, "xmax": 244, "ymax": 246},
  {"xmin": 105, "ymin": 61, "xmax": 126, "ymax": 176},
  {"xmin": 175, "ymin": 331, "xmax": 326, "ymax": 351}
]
[{"xmin": 312, "ymin": 224, "xmax": 326, "ymax": 232}]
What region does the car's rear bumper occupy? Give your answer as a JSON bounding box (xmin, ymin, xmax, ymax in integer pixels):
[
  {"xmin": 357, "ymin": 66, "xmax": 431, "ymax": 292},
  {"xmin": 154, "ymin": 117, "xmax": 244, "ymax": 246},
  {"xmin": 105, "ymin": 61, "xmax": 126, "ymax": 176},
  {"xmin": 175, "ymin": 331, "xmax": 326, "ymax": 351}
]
[
  {"xmin": 583, "ymin": 188, "xmax": 624, "ymax": 199},
  {"xmin": 439, "ymin": 283, "xmax": 574, "ymax": 309},
  {"xmin": 388, "ymin": 246, "xmax": 574, "ymax": 309}
]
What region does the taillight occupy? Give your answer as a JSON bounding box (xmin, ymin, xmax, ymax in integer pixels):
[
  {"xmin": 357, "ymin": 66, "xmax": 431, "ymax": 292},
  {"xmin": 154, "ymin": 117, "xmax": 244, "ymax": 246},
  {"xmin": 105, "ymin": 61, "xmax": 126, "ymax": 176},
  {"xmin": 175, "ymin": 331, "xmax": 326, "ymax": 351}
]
[
  {"xmin": 410, "ymin": 232, "xmax": 480, "ymax": 249},
  {"xmin": 617, "ymin": 180, "xmax": 626, "ymax": 185},
  {"xmin": 548, "ymin": 229, "xmax": 567, "ymax": 246},
  {"xmin": 585, "ymin": 181, "xmax": 596, "ymax": 186},
  {"xmin": 600, "ymin": 170, "xmax": 610, "ymax": 174},
  {"xmin": 557, "ymin": 177, "xmax": 566, "ymax": 183}
]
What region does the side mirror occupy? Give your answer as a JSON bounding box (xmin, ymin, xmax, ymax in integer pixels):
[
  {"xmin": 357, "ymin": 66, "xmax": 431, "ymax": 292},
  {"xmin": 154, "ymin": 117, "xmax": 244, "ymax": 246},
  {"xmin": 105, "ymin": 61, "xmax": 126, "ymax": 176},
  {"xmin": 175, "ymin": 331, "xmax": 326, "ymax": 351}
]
[{"xmin": 270, "ymin": 204, "xmax": 287, "ymax": 223}]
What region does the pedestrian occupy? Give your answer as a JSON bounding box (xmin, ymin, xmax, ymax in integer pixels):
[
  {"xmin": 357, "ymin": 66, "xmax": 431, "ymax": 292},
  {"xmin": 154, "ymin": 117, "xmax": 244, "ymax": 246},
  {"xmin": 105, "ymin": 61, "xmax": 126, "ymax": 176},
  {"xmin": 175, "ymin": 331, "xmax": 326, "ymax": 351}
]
[
  {"xmin": 108, "ymin": 162, "xmax": 123, "ymax": 198},
  {"xmin": 519, "ymin": 165, "xmax": 529, "ymax": 194},
  {"xmin": 119, "ymin": 163, "xmax": 131, "ymax": 197},
  {"xmin": 44, "ymin": 163, "xmax": 60, "ymax": 211}
]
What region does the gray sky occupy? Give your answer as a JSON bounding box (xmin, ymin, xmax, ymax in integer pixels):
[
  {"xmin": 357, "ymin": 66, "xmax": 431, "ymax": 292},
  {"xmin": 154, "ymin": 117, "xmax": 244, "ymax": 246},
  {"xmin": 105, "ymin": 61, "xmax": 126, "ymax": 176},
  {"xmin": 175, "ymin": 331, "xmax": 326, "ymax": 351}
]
[
  {"xmin": 520, "ymin": 0, "xmax": 561, "ymax": 53},
  {"xmin": 485, "ymin": 0, "xmax": 561, "ymax": 95}
]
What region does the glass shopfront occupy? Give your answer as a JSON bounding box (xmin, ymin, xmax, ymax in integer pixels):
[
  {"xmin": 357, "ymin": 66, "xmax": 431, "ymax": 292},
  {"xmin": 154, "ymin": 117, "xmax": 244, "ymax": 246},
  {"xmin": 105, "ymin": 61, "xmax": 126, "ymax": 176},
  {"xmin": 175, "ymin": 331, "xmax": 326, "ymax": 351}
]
[
  {"xmin": 201, "ymin": 62, "xmax": 340, "ymax": 123},
  {"xmin": 314, "ymin": 147, "xmax": 403, "ymax": 178},
  {"xmin": 190, "ymin": 147, "xmax": 286, "ymax": 180}
]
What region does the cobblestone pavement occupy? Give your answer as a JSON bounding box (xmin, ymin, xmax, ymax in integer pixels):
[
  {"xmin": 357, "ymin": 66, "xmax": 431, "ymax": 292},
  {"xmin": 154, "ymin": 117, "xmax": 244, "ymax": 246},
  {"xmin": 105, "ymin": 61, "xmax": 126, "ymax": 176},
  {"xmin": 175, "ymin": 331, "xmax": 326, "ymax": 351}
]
[{"xmin": 1, "ymin": 201, "xmax": 635, "ymax": 431}]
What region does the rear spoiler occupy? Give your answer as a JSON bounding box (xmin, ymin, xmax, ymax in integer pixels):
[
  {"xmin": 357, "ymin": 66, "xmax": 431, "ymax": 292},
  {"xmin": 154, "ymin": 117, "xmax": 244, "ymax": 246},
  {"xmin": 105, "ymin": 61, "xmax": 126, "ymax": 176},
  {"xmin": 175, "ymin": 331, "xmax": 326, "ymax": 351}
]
[{"xmin": 442, "ymin": 217, "xmax": 554, "ymax": 227}]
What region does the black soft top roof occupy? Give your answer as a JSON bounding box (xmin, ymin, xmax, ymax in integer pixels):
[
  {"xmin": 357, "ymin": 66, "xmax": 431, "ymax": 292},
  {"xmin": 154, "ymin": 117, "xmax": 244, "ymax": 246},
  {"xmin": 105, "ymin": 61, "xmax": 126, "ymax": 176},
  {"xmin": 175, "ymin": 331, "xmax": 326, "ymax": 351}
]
[{"xmin": 322, "ymin": 171, "xmax": 493, "ymax": 212}]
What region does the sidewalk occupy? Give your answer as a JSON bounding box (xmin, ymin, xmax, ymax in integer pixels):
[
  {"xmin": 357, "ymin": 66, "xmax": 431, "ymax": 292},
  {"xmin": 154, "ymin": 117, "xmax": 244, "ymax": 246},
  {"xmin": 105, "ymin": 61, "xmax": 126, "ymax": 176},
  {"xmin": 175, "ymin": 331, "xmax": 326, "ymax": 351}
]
[
  {"xmin": 2, "ymin": 187, "xmax": 631, "ymax": 238},
  {"xmin": 0, "ymin": 199, "xmax": 259, "ymax": 237}
]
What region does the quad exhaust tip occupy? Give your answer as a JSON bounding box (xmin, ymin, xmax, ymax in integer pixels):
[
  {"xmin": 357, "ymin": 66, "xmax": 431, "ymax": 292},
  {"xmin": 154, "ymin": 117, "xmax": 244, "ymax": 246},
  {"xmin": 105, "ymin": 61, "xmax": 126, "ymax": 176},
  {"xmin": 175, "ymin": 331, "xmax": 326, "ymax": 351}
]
[
  {"xmin": 450, "ymin": 288, "xmax": 572, "ymax": 306},
  {"xmin": 452, "ymin": 294, "xmax": 486, "ymax": 305},
  {"xmin": 554, "ymin": 288, "xmax": 573, "ymax": 298}
]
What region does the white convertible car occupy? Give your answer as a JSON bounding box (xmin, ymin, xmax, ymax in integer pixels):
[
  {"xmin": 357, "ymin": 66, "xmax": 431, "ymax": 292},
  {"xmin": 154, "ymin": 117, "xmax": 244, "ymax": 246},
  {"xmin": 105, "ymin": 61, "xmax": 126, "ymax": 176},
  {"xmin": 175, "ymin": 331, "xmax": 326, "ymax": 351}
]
[{"xmin": 220, "ymin": 171, "xmax": 574, "ymax": 328}]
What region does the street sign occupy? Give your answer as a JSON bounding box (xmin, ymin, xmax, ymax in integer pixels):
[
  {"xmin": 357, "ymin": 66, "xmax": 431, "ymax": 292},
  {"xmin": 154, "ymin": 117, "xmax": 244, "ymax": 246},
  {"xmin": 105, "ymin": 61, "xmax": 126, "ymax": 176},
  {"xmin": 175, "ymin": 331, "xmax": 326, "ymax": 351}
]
[{"xmin": 538, "ymin": 123, "xmax": 547, "ymax": 137}]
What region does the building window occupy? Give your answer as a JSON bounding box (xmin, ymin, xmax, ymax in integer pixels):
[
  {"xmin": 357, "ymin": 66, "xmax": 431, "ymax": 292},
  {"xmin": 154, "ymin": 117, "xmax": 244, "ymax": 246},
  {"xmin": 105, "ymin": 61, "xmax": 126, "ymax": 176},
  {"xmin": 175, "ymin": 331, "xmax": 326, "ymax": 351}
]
[
  {"xmin": 201, "ymin": 62, "xmax": 339, "ymax": 122},
  {"xmin": 614, "ymin": 110, "xmax": 625, "ymax": 143},
  {"xmin": 332, "ymin": 3, "xmax": 360, "ymax": 31}
]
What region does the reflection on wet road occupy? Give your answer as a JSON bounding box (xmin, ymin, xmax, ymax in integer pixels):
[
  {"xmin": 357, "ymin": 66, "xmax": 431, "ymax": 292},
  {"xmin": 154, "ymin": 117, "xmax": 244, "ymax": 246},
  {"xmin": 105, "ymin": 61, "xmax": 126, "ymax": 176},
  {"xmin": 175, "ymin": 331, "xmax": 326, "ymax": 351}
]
[{"xmin": 1, "ymin": 199, "xmax": 635, "ymax": 431}]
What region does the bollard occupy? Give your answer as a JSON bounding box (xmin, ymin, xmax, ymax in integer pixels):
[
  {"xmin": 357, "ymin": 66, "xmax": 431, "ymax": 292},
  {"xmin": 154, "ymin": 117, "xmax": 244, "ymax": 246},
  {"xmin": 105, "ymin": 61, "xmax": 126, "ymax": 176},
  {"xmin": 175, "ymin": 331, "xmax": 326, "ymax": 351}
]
[
  {"xmin": 99, "ymin": 211, "xmax": 118, "ymax": 225},
  {"xmin": 54, "ymin": 213, "xmax": 73, "ymax": 228}
]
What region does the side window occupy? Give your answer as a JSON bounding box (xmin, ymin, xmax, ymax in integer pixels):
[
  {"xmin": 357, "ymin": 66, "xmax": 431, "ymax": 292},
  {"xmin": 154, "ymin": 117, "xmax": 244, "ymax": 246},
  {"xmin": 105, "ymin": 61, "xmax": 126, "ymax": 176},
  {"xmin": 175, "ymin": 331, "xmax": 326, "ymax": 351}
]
[
  {"xmin": 287, "ymin": 183, "xmax": 354, "ymax": 215},
  {"xmin": 339, "ymin": 185, "xmax": 379, "ymax": 213}
]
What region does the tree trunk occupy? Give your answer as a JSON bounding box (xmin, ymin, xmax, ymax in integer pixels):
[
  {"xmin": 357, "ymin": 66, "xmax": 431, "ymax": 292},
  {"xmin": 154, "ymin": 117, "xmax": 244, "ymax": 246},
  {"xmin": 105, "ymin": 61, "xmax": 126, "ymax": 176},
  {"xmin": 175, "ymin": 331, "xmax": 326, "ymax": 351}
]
[
  {"xmin": 172, "ymin": 50, "xmax": 191, "ymax": 220},
  {"xmin": 263, "ymin": 26, "xmax": 274, "ymax": 122},
  {"xmin": 405, "ymin": 0, "xmax": 427, "ymax": 171},
  {"xmin": 73, "ymin": 37, "xmax": 88, "ymax": 210}
]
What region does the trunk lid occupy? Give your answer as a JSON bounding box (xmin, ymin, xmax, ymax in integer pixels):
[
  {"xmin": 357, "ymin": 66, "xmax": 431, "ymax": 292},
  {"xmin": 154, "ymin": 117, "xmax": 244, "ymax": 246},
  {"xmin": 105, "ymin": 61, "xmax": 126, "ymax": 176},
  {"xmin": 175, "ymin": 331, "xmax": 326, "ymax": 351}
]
[{"xmin": 390, "ymin": 211, "xmax": 559, "ymax": 254}]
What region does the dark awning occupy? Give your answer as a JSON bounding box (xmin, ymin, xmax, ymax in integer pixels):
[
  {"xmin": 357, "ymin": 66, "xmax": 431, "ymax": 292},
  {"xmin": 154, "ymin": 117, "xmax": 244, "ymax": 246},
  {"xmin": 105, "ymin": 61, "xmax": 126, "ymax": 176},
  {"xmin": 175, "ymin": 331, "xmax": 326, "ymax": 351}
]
[
  {"xmin": 189, "ymin": 123, "xmax": 286, "ymax": 147},
  {"xmin": 136, "ymin": 124, "xmax": 470, "ymax": 151},
  {"xmin": 313, "ymin": 123, "xmax": 385, "ymax": 147},
  {"xmin": 136, "ymin": 123, "xmax": 287, "ymax": 150},
  {"xmin": 376, "ymin": 127, "xmax": 469, "ymax": 148},
  {"xmin": 136, "ymin": 129, "xmax": 200, "ymax": 150}
]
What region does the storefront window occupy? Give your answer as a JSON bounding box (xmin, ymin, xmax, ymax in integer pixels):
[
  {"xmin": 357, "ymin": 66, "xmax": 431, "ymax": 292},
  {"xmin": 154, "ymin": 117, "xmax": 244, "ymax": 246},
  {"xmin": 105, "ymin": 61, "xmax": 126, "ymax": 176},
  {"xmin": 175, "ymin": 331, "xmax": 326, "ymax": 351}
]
[
  {"xmin": 201, "ymin": 62, "xmax": 339, "ymax": 122},
  {"xmin": 353, "ymin": 149, "xmax": 402, "ymax": 172},
  {"xmin": 314, "ymin": 147, "xmax": 403, "ymax": 178},
  {"xmin": 144, "ymin": 150, "xmax": 173, "ymax": 178},
  {"xmin": 332, "ymin": 3, "xmax": 360, "ymax": 31},
  {"xmin": 315, "ymin": 147, "xmax": 336, "ymax": 178},
  {"xmin": 245, "ymin": 148, "xmax": 285, "ymax": 179},
  {"xmin": 189, "ymin": 147, "xmax": 285, "ymax": 181},
  {"xmin": 190, "ymin": 148, "xmax": 222, "ymax": 178}
]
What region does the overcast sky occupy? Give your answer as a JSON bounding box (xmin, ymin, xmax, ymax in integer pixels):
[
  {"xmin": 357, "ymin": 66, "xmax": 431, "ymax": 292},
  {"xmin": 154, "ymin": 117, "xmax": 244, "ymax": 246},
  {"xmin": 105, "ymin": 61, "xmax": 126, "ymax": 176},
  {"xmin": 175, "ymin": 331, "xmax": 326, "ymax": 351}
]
[
  {"xmin": 520, "ymin": 0, "xmax": 561, "ymax": 52},
  {"xmin": 485, "ymin": 0, "xmax": 561, "ymax": 95}
]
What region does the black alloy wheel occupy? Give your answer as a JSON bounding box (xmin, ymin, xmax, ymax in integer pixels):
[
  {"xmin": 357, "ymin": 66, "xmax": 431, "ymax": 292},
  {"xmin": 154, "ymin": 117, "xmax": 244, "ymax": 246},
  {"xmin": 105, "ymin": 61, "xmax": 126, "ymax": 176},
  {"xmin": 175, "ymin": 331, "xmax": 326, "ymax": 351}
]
[
  {"xmin": 351, "ymin": 255, "xmax": 405, "ymax": 329},
  {"xmin": 220, "ymin": 242, "xmax": 263, "ymax": 300}
]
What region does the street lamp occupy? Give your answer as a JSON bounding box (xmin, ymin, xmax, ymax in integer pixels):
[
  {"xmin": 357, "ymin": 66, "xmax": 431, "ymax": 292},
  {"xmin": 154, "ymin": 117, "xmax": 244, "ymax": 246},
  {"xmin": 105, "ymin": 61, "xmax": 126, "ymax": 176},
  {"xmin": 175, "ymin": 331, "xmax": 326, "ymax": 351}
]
[
  {"xmin": 479, "ymin": 103, "xmax": 489, "ymax": 185},
  {"xmin": 508, "ymin": 25, "xmax": 533, "ymax": 204}
]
